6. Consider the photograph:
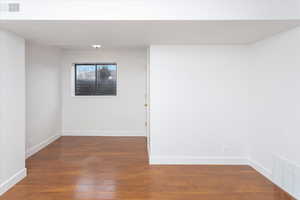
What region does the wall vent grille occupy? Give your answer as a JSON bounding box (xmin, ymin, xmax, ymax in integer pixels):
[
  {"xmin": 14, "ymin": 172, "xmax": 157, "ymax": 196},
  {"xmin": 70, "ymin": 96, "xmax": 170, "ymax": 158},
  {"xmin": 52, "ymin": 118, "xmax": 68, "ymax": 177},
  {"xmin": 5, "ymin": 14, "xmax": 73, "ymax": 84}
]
[
  {"xmin": 8, "ymin": 3, "xmax": 19, "ymax": 12},
  {"xmin": 0, "ymin": 2, "xmax": 20, "ymax": 12},
  {"xmin": 272, "ymin": 155, "xmax": 300, "ymax": 199}
]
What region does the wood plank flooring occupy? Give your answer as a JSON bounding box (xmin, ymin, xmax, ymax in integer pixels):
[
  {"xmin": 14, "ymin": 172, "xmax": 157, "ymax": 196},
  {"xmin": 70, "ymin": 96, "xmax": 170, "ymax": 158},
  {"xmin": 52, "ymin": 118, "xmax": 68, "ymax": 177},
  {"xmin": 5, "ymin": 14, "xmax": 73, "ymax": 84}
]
[{"xmin": 0, "ymin": 136, "xmax": 294, "ymax": 200}]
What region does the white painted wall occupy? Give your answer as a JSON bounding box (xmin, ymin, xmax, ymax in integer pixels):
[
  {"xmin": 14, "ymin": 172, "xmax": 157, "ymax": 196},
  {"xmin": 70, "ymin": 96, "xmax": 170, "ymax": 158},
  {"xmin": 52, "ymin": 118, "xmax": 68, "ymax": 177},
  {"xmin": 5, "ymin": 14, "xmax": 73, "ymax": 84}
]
[
  {"xmin": 0, "ymin": 30, "xmax": 26, "ymax": 195},
  {"xmin": 149, "ymin": 45, "xmax": 250, "ymax": 164},
  {"xmin": 148, "ymin": 30, "xmax": 300, "ymax": 196},
  {"xmin": 61, "ymin": 49, "xmax": 147, "ymax": 136},
  {"xmin": 1, "ymin": 0, "xmax": 300, "ymax": 20},
  {"xmin": 1, "ymin": 21, "xmax": 300, "ymax": 197},
  {"xmin": 25, "ymin": 42, "xmax": 62, "ymax": 158},
  {"xmin": 248, "ymin": 27, "xmax": 300, "ymax": 198}
]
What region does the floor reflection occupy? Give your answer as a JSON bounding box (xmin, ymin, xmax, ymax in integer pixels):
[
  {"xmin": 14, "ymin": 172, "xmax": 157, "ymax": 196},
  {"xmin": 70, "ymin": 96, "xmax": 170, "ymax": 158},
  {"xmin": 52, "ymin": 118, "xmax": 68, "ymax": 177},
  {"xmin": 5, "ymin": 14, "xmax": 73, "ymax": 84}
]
[{"xmin": 0, "ymin": 137, "xmax": 295, "ymax": 200}]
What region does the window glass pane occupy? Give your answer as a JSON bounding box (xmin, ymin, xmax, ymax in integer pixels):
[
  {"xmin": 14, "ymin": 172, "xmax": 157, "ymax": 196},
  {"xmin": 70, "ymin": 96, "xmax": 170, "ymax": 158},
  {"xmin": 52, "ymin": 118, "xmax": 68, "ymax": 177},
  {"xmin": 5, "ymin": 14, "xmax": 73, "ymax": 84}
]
[
  {"xmin": 75, "ymin": 65, "xmax": 96, "ymax": 95},
  {"xmin": 96, "ymin": 64, "xmax": 117, "ymax": 95}
]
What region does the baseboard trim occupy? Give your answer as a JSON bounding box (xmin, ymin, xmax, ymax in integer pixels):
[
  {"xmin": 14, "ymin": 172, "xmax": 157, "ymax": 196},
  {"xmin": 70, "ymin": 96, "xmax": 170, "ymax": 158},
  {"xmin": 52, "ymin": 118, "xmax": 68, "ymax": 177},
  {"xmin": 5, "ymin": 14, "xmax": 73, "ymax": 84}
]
[
  {"xmin": 26, "ymin": 134, "xmax": 61, "ymax": 159},
  {"xmin": 150, "ymin": 156, "xmax": 296, "ymax": 198},
  {"xmin": 249, "ymin": 159, "xmax": 298, "ymax": 199},
  {"xmin": 248, "ymin": 159, "xmax": 272, "ymax": 180},
  {"xmin": 150, "ymin": 156, "xmax": 248, "ymax": 165},
  {"xmin": 0, "ymin": 168, "xmax": 27, "ymax": 196},
  {"xmin": 62, "ymin": 130, "xmax": 146, "ymax": 137}
]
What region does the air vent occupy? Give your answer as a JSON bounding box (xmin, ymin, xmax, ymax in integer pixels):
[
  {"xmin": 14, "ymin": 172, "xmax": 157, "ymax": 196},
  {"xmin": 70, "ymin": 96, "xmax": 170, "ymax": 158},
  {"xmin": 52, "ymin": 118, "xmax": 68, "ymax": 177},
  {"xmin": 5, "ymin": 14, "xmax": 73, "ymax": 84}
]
[
  {"xmin": 8, "ymin": 3, "xmax": 19, "ymax": 12},
  {"xmin": 0, "ymin": 2, "xmax": 20, "ymax": 12}
]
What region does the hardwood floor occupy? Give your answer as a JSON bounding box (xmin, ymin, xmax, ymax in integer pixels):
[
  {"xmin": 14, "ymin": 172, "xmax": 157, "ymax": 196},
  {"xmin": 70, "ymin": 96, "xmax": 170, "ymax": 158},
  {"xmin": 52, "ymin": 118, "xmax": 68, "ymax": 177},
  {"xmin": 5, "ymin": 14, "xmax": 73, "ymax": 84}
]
[{"xmin": 0, "ymin": 136, "xmax": 294, "ymax": 200}]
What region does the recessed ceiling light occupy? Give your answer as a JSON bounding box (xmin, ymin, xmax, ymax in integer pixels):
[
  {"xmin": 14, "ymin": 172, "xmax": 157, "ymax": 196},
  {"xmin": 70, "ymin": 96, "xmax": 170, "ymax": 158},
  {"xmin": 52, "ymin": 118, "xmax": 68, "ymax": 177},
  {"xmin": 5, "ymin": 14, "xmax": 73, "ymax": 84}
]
[{"xmin": 92, "ymin": 45, "xmax": 102, "ymax": 49}]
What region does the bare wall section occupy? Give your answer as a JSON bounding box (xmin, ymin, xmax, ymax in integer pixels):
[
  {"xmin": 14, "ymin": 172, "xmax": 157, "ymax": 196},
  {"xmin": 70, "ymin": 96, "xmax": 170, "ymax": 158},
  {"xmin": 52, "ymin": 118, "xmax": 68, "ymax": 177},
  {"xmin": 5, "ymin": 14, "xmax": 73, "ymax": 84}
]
[
  {"xmin": 25, "ymin": 42, "xmax": 62, "ymax": 158},
  {"xmin": 149, "ymin": 45, "xmax": 250, "ymax": 164},
  {"xmin": 0, "ymin": 30, "xmax": 26, "ymax": 195},
  {"xmin": 248, "ymin": 27, "xmax": 300, "ymax": 199},
  {"xmin": 61, "ymin": 49, "xmax": 147, "ymax": 136}
]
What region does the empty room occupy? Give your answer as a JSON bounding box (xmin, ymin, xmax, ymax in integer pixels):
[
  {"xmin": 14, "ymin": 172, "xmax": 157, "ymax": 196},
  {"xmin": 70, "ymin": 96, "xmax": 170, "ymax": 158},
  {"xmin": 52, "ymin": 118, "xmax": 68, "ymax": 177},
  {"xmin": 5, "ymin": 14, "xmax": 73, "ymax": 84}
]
[{"xmin": 0, "ymin": 1, "xmax": 300, "ymax": 200}]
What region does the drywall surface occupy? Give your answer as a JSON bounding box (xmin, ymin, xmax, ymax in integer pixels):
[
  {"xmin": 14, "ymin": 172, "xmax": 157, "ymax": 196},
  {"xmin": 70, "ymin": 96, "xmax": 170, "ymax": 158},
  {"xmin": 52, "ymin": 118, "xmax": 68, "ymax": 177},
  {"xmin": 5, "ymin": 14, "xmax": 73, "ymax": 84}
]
[
  {"xmin": 61, "ymin": 48, "xmax": 147, "ymax": 136},
  {"xmin": 1, "ymin": 0, "xmax": 300, "ymax": 20},
  {"xmin": 149, "ymin": 45, "xmax": 249, "ymax": 164},
  {"xmin": 249, "ymin": 27, "xmax": 300, "ymax": 198},
  {"xmin": 0, "ymin": 30, "xmax": 26, "ymax": 194},
  {"xmin": 25, "ymin": 42, "xmax": 62, "ymax": 157}
]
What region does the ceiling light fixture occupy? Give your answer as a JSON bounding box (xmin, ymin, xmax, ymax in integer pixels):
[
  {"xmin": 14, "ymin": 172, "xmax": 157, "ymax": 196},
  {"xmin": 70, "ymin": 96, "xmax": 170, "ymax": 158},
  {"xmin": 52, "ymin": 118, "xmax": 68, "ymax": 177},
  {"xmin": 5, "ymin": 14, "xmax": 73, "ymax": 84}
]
[{"xmin": 92, "ymin": 45, "xmax": 102, "ymax": 49}]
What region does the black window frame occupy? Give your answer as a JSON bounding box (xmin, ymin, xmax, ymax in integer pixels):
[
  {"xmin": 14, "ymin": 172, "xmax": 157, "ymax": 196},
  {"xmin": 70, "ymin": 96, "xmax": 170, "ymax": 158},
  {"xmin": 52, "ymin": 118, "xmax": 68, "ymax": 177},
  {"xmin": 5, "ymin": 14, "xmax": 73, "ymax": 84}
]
[{"xmin": 74, "ymin": 63, "xmax": 117, "ymax": 96}]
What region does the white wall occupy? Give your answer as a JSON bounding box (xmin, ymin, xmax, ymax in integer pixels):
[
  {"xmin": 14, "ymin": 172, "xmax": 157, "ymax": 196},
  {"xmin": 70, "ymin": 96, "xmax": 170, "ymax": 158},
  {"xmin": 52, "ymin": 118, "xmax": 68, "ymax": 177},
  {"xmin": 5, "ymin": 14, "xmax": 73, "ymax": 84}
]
[
  {"xmin": 2, "ymin": 0, "xmax": 300, "ymax": 20},
  {"xmin": 148, "ymin": 30, "xmax": 300, "ymax": 196},
  {"xmin": 248, "ymin": 27, "xmax": 300, "ymax": 198},
  {"xmin": 149, "ymin": 45, "xmax": 250, "ymax": 164},
  {"xmin": 0, "ymin": 30, "xmax": 26, "ymax": 195},
  {"xmin": 25, "ymin": 42, "xmax": 62, "ymax": 158},
  {"xmin": 61, "ymin": 49, "xmax": 147, "ymax": 136}
]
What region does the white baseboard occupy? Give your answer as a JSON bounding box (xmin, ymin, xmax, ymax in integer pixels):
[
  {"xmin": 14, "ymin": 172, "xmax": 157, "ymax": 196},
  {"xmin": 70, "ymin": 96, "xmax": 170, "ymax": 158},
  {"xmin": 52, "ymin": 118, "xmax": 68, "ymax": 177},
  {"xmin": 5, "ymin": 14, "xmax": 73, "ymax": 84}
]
[
  {"xmin": 249, "ymin": 158, "xmax": 298, "ymax": 199},
  {"xmin": 62, "ymin": 130, "xmax": 146, "ymax": 137},
  {"xmin": 248, "ymin": 159, "xmax": 272, "ymax": 180},
  {"xmin": 26, "ymin": 134, "xmax": 61, "ymax": 159},
  {"xmin": 150, "ymin": 156, "xmax": 248, "ymax": 165},
  {"xmin": 0, "ymin": 168, "xmax": 27, "ymax": 196}
]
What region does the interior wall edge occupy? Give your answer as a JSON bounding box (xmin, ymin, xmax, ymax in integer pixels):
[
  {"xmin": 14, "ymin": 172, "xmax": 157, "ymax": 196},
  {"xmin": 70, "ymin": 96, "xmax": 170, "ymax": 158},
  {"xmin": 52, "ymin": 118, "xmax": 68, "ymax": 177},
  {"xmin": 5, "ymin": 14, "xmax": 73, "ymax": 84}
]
[
  {"xmin": 0, "ymin": 29, "xmax": 26, "ymax": 196},
  {"xmin": 26, "ymin": 133, "xmax": 61, "ymax": 159},
  {"xmin": 248, "ymin": 159, "xmax": 272, "ymax": 180},
  {"xmin": 25, "ymin": 41, "xmax": 63, "ymax": 155},
  {"xmin": 249, "ymin": 158, "xmax": 298, "ymax": 199},
  {"xmin": 0, "ymin": 168, "xmax": 27, "ymax": 196}
]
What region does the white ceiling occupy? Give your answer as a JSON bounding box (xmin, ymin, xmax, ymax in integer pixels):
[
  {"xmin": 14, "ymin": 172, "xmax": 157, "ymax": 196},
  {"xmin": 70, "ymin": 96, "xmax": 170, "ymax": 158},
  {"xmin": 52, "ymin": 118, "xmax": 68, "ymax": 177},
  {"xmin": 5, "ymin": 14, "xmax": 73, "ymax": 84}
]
[
  {"xmin": 2, "ymin": 0, "xmax": 300, "ymax": 20},
  {"xmin": 0, "ymin": 20, "xmax": 299, "ymax": 49}
]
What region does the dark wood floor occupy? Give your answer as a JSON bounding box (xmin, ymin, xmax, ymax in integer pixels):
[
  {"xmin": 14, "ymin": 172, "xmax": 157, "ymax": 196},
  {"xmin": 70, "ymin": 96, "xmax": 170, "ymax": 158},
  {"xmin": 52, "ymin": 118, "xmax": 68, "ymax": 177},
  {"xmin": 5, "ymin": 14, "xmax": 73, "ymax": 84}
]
[{"xmin": 0, "ymin": 137, "xmax": 294, "ymax": 200}]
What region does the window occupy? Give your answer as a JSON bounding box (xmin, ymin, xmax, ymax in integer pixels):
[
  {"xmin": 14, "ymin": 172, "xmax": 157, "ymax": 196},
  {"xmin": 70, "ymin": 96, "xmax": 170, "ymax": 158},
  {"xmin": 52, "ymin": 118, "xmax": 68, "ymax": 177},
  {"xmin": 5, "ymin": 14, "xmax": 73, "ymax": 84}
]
[{"xmin": 75, "ymin": 63, "xmax": 117, "ymax": 96}]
